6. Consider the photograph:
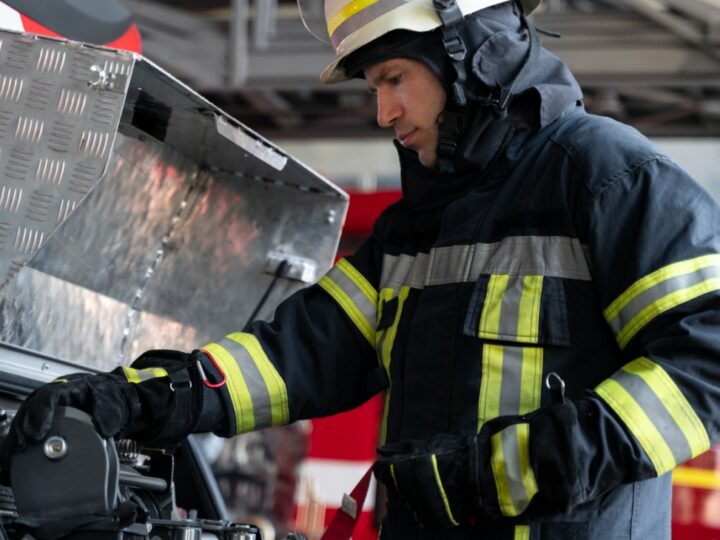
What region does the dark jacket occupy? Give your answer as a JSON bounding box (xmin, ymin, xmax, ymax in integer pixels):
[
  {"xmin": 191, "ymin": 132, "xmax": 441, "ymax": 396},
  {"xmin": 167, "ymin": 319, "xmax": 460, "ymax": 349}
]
[
  {"xmin": 202, "ymin": 3, "xmax": 720, "ymax": 536},
  {"xmin": 204, "ymin": 104, "xmax": 720, "ymax": 539}
]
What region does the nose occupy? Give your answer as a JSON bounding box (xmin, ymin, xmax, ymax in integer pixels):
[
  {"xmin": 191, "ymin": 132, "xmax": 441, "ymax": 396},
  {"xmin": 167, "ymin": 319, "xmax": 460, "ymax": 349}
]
[{"xmin": 376, "ymin": 88, "xmax": 401, "ymax": 129}]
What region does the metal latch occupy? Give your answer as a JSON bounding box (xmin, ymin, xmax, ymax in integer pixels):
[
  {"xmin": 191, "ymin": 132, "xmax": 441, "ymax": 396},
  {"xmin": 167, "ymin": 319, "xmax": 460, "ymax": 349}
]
[{"xmin": 265, "ymin": 252, "xmax": 317, "ymax": 283}]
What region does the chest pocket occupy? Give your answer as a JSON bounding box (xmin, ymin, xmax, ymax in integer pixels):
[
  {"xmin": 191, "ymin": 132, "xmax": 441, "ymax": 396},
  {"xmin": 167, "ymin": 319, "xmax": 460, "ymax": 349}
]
[{"xmin": 463, "ymin": 274, "xmax": 570, "ymax": 431}]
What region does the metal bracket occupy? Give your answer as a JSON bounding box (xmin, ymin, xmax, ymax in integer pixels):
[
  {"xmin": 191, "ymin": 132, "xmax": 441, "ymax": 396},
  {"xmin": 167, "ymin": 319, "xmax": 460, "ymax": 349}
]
[{"xmin": 265, "ymin": 252, "xmax": 317, "ymax": 283}]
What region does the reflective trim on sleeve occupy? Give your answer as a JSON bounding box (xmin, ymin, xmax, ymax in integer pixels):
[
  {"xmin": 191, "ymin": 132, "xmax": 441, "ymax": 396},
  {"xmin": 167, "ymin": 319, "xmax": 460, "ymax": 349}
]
[
  {"xmin": 595, "ymin": 357, "xmax": 710, "ymax": 476},
  {"xmin": 226, "ymin": 333, "xmax": 289, "ymax": 428},
  {"xmin": 203, "ymin": 333, "xmax": 289, "ymax": 434},
  {"xmin": 318, "ymin": 258, "xmax": 378, "ymax": 346},
  {"xmin": 514, "ymin": 526, "xmax": 531, "ymax": 540},
  {"xmin": 381, "ymin": 236, "xmax": 590, "ymax": 291},
  {"xmin": 478, "ymin": 345, "xmax": 543, "ymax": 431},
  {"xmin": 430, "ymin": 454, "xmax": 460, "ymax": 526},
  {"xmin": 604, "ymin": 254, "xmax": 720, "ymax": 349},
  {"xmin": 122, "ymin": 366, "xmax": 168, "ymax": 384},
  {"xmin": 491, "ymin": 423, "xmax": 538, "ymax": 517},
  {"xmin": 202, "ymin": 341, "xmax": 255, "ymax": 434}
]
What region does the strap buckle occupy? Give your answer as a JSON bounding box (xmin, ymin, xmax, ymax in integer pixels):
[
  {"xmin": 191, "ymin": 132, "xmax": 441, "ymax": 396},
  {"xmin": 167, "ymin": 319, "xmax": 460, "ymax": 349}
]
[
  {"xmin": 434, "ymin": 0, "xmax": 464, "ymax": 27},
  {"xmin": 168, "ymin": 373, "xmax": 192, "ymax": 392},
  {"xmin": 483, "ymin": 88, "xmax": 513, "ymax": 118},
  {"xmin": 441, "ymin": 33, "xmax": 466, "ymax": 62}
]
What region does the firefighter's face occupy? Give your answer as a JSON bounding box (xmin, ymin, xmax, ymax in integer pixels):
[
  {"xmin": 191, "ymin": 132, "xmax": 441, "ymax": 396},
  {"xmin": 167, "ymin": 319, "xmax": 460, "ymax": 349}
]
[{"xmin": 365, "ymin": 58, "xmax": 447, "ymax": 168}]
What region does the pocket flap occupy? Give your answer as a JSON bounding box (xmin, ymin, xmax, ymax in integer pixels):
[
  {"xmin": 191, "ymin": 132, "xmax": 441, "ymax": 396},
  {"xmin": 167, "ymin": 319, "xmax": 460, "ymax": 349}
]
[{"xmin": 463, "ymin": 274, "xmax": 569, "ymax": 346}]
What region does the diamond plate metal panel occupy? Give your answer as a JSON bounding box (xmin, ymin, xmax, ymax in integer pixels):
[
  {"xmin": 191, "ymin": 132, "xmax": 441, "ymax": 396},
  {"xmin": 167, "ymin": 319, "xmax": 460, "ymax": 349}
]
[
  {"xmin": 0, "ymin": 30, "xmax": 347, "ymax": 375},
  {"xmin": 0, "ymin": 33, "xmax": 133, "ymax": 286}
]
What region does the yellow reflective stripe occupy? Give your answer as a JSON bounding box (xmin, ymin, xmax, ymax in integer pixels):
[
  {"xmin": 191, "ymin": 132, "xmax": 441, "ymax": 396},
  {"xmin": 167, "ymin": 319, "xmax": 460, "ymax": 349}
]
[
  {"xmin": 616, "ymin": 277, "xmax": 720, "ymax": 349},
  {"xmin": 203, "ymin": 342, "xmax": 255, "ymax": 434},
  {"xmin": 623, "ymin": 358, "xmax": 709, "ymax": 459},
  {"xmin": 430, "ymin": 454, "xmax": 460, "ymax": 526},
  {"xmin": 53, "ymin": 378, "xmax": 68, "ymax": 383},
  {"xmin": 516, "ymin": 424, "xmax": 537, "ymax": 510},
  {"xmin": 122, "ymin": 366, "xmax": 168, "ymax": 384},
  {"xmin": 491, "ymin": 423, "xmax": 538, "ymax": 517},
  {"xmin": 227, "ymin": 333, "xmax": 289, "ymax": 427},
  {"xmin": 327, "ymin": 0, "xmax": 379, "ymax": 37},
  {"xmin": 519, "ymin": 347, "xmax": 543, "ymax": 415},
  {"xmin": 336, "ymin": 258, "xmax": 377, "ymax": 305},
  {"xmin": 517, "ymin": 275, "xmax": 543, "ymax": 343},
  {"xmin": 378, "ymin": 287, "xmax": 410, "ymax": 368},
  {"xmin": 491, "ymin": 428, "xmax": 515, "ymax": 516},
  {"xmin": 380, "ymin": 394, "xmax": 391, "ymax": 446},
  {"xmin": 515, "ymin": 525, "xmax": 531, "ymax": 540},
  {"xmin": 123, "ymin": 367, "xmax": 141, "ymax": 383},
  {"xmin": 479, "ymin": 274, "xmax": 509, "ymax": 337},
  {"xmin": 478, "ymin": 344, "xmax": 504, "ymax": 431},
  {"xmin": 378, "ymin": 286, "xmax": 410, "ymax": 445},
  {"xmin": 478, "ymin": 345, "xmax": 543, "ymax": 431},
  {"xmin": 605, "ymin": 254, "xmax": 720, "ymax": 321},
  {"xmin": 389, "ymin": 464, "xmax": 400, "ymax": 493},
  {"xmin": 596, "ymin": 378, "xmax": 676, "ymax": 474},
  {"xmin": 603, "ymin": 255, "xmax": 720, "ymax": 348},
  {"xmin": 318, "ymin": 275, "xmax": 376, "ymax": 345}
]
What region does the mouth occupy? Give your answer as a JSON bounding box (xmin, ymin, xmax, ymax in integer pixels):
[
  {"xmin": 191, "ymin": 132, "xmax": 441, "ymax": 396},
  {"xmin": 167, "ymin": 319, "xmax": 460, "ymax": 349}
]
[{"xmin": 397, "ymin": 129, "xmax": 418, "ymax": 148}]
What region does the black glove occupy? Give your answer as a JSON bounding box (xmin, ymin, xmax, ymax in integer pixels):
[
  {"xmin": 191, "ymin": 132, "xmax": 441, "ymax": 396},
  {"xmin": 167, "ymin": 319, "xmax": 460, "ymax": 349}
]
[
  {"xmin": 374, "ymin": 433, "xmax": 481, "ymax": 529},
  {"xmin": 374, "ymin": 399, "xmax": 641, "ymax": 529},
  {"xmin": 1, "ymin": 349, "xmax": 226, "ymax": 472},
  {"xmin": 373, "ymin": 404, "xmax": 587, "ymax": 529}
]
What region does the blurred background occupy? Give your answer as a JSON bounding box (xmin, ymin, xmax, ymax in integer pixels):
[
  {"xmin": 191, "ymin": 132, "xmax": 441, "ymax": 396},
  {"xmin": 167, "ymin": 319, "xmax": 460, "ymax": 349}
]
[{"xmin": 2, "ymin": 0, "xmax": 719, "ymax": 538}]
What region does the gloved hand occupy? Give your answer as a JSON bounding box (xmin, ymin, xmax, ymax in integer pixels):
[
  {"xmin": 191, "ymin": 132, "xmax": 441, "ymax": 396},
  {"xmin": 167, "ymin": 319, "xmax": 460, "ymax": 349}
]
[
  {"xmin": 374, "ymin": 433, "xmax": 481, "ymax": 528},
  {"xmin": 1, "ymin": 349, "xmax": 224, "ymax": 472},
  {"xmin": 373, "ymin": 403, "xmax": 588, "ymax": 529},
  {"xmin": 374, "ymin": 397, "xmax": 651, "ymax": 531}
]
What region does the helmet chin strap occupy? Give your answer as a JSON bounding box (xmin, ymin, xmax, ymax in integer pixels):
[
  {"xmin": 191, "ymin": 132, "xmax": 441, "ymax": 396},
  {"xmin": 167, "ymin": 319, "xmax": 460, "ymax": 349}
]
[{"xmin": 433, "ymin": 0, "xmax": 541, "ymax": 175}]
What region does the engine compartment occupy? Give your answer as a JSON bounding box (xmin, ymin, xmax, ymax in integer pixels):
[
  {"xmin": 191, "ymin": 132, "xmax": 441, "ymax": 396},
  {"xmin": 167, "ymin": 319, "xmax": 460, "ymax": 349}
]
[{"xmin": 0, "ymin": 407, "xmax": 267, "ymax": 540}]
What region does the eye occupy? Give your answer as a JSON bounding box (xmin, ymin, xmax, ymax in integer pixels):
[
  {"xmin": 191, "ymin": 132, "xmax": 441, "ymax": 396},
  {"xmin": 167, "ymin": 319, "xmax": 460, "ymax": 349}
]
[{"xmin": 388, "ymin": 74, "xmax": 402, "ymax": 86}]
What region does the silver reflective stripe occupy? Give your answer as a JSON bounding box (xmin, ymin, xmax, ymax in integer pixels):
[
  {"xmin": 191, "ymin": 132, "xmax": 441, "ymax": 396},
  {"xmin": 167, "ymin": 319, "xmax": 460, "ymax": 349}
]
[
  {"xmin": 380, "ymin": 236, "xmax": 590, "ymax": 290},
  {"xmin": 381, "ymin": 252, "xmax": 429, "ymax": 290},
  {"xmin": 330, "ymin": 0, "xmax": 407, "ymax": 49},
  {"xmin": 478, "ymin": 345, "xmax": 543, "ymax": 430},
  {"xmin": 607, "ymin": 263, "xmax": 720, "ymax": 337},
  {"xmin": 608, "ymin": 368, "xmax": 692, "ymax": 465},
  {"xmin": 327, "ymin": 260, "xmax": 377, "ymax": 334},
  {"xmin": 426, "ymin": 244, "xmax": 476, "ymax": 286},
  {"xmin": 499, "ymin": 346, "xmax": 525, "ymax": 416},
  {"xmin": 501, "ymin": 426, "xmax": 531, "ymax": 514},
  {"xmin": 219, "ymin": 336, "xmax": 273, "ymax": 430},
  {"xmin": 491, "ymin": 423, "xmax": 537, "ymax": 516},
  {"xmin": 499, "ymin": 275, "xmax": 523, "ymax": 338}
]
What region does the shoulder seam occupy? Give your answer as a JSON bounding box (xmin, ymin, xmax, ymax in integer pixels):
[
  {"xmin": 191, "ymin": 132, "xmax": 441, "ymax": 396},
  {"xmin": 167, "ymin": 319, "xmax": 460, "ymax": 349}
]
[
  {"xmin": 591, "ymin": 154, "xmax": 672, "ymax": 200},
  {"xmin": 548, "ymin": 129, "xmax": 670, "ymax": 198}
]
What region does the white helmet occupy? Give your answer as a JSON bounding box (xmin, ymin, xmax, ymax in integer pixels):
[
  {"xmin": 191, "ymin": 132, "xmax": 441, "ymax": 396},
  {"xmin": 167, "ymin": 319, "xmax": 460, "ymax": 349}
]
[{"xmin": 298, "ymin": 0, "xmax": 540, "ymax": 83}]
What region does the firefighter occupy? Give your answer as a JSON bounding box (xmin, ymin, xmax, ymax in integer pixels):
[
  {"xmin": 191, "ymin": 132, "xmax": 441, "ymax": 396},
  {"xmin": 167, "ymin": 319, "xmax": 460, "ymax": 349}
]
[{"xmin": 5, "ymin": 1, "xmax": 720, "ymax": 538}]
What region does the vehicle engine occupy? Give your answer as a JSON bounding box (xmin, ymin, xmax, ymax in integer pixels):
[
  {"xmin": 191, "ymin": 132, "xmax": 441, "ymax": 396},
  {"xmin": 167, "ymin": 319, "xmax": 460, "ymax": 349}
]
[{"xmin": 0, "ymin": 407, "xmax": 304, "ymax": 540}]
